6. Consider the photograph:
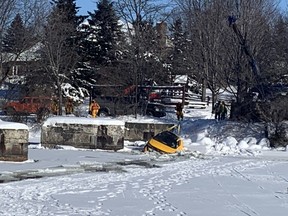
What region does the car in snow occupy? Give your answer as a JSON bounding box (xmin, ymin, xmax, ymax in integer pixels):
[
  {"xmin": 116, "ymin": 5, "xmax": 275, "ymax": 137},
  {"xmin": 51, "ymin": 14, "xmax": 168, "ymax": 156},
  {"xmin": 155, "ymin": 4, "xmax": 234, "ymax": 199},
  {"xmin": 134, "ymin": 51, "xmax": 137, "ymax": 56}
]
[
  {"xmin": 144, "ymin": 129, "xmax": 183, "ymax": 154},
  {"xmin": 92, "ymin": 96, "xmax": 166, "ymax": 118},
  {"xmin": 145, "ymin": 102, "xmax": 166, "ymax": 117},
  {"xmin": 2, "ymin": 96, "xmax": 52, "ymax": 115},
  {"xmin": 96, "ymin": 101, "xmax": 166, "ymax": 118}
]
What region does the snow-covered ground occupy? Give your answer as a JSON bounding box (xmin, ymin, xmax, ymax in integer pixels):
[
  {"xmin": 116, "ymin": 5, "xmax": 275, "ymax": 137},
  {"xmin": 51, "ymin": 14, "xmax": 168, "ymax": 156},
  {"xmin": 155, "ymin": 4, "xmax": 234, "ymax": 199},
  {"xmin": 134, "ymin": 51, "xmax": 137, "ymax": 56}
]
[{"xmin": 1, "ymin": 101, "xmax": 288, "ymax": 216}]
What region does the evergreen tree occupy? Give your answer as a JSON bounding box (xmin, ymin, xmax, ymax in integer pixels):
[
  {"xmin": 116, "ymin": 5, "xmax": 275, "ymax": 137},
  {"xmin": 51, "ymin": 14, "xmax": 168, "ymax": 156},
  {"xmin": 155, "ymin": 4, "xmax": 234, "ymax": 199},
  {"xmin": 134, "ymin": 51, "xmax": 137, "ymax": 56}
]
[
  {"xmin": 137, "ymin": 21, "xmax": 167, "ymax": 84},
  {"xmin": 2, "ymin": 13, "xmax": 33, "ymax": 54},
  {"xmin": 52, "ymin": 0, "xmax": 97, "ymax": 93},
  {"xmin": 169, "ymin": 18, "xmax": 190, "ymax": 82},
  {"xmin": 81, "ymin": 0, "xmax": 123, "ymax": 66},
  {"xmin": 50, "ymin": 0, "xmax": 86, "ymax": 47}
]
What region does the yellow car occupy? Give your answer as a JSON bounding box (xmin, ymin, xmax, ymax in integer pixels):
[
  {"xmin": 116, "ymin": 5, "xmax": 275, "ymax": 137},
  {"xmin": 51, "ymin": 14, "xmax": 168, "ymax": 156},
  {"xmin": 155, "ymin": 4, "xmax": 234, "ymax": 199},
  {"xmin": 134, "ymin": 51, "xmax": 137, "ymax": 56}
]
[{"xmin": 143, "ymin": 130, "xmax": 184, "ymax": 154}]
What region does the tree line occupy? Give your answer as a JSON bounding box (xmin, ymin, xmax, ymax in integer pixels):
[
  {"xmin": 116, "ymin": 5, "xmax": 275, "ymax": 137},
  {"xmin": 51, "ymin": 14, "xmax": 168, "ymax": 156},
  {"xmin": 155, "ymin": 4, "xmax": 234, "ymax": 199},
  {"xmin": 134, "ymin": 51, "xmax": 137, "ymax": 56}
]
[{"xmin": 0, "ymin": 0, "xmax": 288, "ymax": 119}]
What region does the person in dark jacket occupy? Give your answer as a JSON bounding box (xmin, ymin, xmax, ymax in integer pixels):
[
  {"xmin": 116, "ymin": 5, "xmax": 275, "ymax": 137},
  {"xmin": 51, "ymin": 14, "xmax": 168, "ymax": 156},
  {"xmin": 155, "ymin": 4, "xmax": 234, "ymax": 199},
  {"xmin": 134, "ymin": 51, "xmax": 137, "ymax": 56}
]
[
  {"xmin": 219, "ymin": 101, "xmax": 227, "ymax": 120},
  {"xmin": 175, "ymin": 102, "xmax": 184, "ymax": 121},
  {"xmin": 213, "ymin": 101, "xmax": 221, "ymax": 120},
  {"xmin": 207, "ymin": 96, "xmax": 211, "ymax": 106}
]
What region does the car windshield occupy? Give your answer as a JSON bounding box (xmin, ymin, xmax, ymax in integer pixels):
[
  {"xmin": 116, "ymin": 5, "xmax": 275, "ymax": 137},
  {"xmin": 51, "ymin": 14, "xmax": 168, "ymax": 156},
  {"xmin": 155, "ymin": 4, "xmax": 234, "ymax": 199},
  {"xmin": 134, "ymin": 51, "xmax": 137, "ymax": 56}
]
[{"xmin": 153, "ymin": 131, "xmax": 178, "ymax": 148}]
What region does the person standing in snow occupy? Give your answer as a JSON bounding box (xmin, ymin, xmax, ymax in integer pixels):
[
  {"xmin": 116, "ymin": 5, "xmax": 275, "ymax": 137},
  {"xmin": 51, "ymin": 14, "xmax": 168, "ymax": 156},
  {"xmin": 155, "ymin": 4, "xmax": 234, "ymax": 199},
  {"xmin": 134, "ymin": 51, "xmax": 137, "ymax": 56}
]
[
  {"xmin": 65, "ymin": 98, "xmax": 74, "ymax": 115},
  {"xmin": 89, "ymin": 100, "xmax": 100, "ymax": 118},
  {"xmin": 213, "ymin": 101, "xmax": 220, "ymax": 120},
  {"xmin": 207, "ymin": 96, "xmax": 211, "ymax": 106},
  {"xmin": 219, "ymin": 101, "xmax": 227, "ymax": 120},
  {"xmin": 51, "ymin": 97, "xmax": 58, "ymax": 115},
  {"xmin": 175, "ymin": 102, "xmax": 184, "ymax": 121}
]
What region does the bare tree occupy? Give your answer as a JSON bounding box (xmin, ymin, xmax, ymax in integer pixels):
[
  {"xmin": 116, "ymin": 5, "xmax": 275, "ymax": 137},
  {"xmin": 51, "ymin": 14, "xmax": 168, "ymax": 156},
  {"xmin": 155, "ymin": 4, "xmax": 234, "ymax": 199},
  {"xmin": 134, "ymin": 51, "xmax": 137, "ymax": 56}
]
[
  {"xmin": 269, "ymin": 14, "xmax": 288, "ymax": 83},
  {"xmin": 173, "ymin": 0, "xmax": 278, "ymax": 108},
  {"xmin": 174, "ymin": 0, "xmax": 232, "ymax": 105},
  {"xmin": 0, "ymin": 0, "xmax": 51, "ymax": 86},
  {"xmin": 115, "ymin": 0, "xmax": 169, "ymax": 82},
  {"xmin": 115, "ymin": 1, "xmax": 172, "ymax": 84},
  {"xmin": 0, "ymin": 0, "xmax": 17, "ymax": 81},
  {"xmin": 0, "ymin": 0, "xmax": 16, "ymax": 31},
  {"xmin": 41, "ymin": 2, "xmax": 82, "ymax": 115},
  {"xmin": 15, "ymin": 0, "xmax": 51, "ymax": 36},
  {"xmin": 115, "ymin": 0, "xmax": 171, "ymax": 116}
]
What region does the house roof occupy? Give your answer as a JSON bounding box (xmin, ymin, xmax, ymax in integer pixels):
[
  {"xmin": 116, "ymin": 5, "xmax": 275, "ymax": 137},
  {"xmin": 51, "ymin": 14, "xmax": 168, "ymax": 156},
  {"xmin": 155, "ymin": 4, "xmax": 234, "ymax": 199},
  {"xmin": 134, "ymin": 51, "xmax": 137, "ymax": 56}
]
[
  {"xmin": 1, "ymin": 42, "xmax": 42, "ymax": 62},
  {"xmin": 174, "ymin": 75, "xmax": 188, "ymax": 84}
]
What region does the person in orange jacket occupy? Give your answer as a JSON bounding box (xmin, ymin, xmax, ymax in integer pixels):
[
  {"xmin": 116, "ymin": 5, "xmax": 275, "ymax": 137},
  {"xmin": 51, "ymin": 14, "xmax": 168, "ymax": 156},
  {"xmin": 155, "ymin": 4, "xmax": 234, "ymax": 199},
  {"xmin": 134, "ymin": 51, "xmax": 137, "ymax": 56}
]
[
  {"xmin": 65, "ymin": 98, "xmax": 74, "ymax": 115},
  {"xmin": 51, "ymin": 97, "xmax": 58, "ymax": 115},
  {"xmin": 89, "ymin": 100, "xmax": 100, "ymax": 118}
]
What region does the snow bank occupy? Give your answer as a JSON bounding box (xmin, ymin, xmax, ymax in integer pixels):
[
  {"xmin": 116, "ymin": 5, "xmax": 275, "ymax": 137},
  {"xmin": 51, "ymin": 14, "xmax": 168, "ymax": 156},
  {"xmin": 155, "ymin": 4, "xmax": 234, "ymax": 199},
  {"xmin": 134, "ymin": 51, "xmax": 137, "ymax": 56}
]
[
  {"xmin": 42, "ymin": 116, "xmax": 125, "ymax": 127},
  {"xmin": 0, "ymin": 120, "xmax": 28, "ymax": 130}
]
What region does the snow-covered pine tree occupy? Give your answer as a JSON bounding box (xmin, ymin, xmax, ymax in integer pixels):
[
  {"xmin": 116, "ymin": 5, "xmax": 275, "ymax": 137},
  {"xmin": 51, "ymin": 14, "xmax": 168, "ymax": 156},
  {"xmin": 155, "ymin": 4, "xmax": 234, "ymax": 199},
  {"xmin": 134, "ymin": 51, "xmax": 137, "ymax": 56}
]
[{"xmin": 81, "ymin": 0, "xmax": 123, "ymax": 66}]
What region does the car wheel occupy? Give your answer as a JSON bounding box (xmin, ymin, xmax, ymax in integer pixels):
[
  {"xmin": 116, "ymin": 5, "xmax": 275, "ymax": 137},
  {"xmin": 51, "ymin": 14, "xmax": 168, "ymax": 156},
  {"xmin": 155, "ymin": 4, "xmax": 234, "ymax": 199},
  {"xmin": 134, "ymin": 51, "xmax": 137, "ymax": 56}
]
[{"xmin": 98, "ymin": 110, "xmax": 109, "ymax": 117}]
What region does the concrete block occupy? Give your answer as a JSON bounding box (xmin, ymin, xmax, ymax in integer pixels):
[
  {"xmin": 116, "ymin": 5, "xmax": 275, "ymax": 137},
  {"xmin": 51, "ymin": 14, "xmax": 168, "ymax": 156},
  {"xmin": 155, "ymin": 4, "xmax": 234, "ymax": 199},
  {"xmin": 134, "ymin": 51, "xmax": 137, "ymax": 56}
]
[
  {"xmin": 41, "ymin": 116, "xmax": 125, "ymax": 150},
  {"xmin": 0, "ymin": 121, "xmax": 29, "ymax": 162},
  {"xmin": 124, "ymin": 122, "xmax": 175, "ymax": 141}
]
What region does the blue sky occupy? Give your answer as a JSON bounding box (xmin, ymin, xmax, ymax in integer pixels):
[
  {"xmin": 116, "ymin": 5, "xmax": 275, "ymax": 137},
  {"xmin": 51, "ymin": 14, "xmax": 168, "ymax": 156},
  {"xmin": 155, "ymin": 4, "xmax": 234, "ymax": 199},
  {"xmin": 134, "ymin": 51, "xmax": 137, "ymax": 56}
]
[
  {"xmin": 75, "ymin": 0, "xmax": 287, "ymax": 15},
  {"xmin": 76, "ymin": 0, "xmax": 96, "ymax": 15},
  {"xmin": 279, "ymin": 0, "xmax": 287, "ymax": 9}
]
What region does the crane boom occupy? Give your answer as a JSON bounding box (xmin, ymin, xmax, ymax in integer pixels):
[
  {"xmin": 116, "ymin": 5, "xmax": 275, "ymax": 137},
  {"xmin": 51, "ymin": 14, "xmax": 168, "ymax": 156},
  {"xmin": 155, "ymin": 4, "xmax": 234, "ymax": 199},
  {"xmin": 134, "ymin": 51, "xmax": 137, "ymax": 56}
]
[{"xmin": 228, "ymin": 15, "xmax": 260, "ymax": 78}]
